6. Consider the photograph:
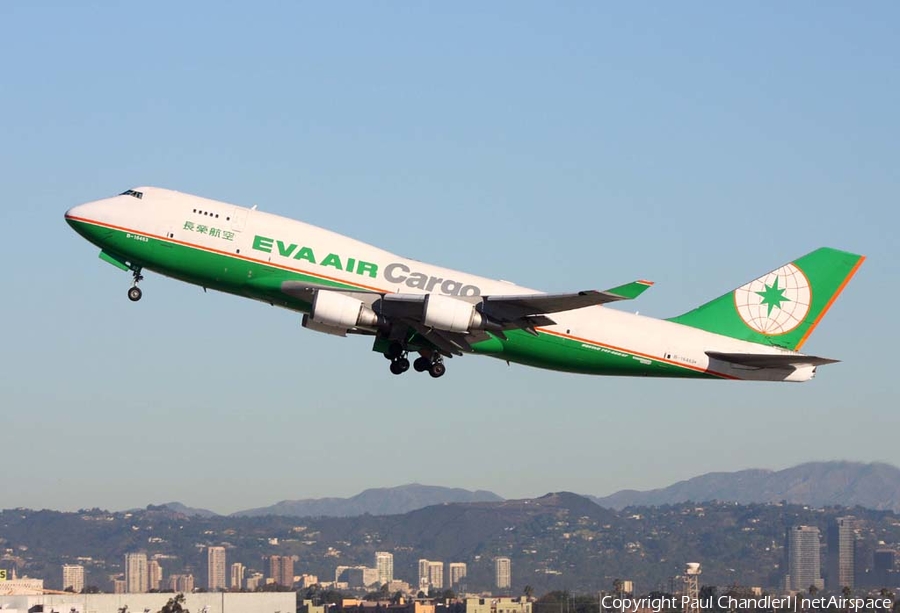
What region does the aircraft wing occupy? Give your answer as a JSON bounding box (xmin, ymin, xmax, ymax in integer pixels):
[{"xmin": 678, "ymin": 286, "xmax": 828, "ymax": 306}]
[
  {"xmin": 482, "ymin": 280, "xmax": 653, "ymax": 322},
  {"xmin": 706, "ymin": 351, "xmax": 839, "ymax": 368},
  {"xmin": 282, "ymin": 279, "xmax": 653, "ymax": 356}
]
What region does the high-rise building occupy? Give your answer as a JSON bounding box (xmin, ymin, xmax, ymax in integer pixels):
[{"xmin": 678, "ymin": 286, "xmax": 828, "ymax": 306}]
[
  {"xmin": 874, "ymin": 550, "xmax": 896, "ymax": 587},
  {"xmin": 495, "ymin": 557, "xmax": 511, "ymax": 590},
  {"xmin": 375, "ymin": 552, "xmax": 394, "ymax": 586},
  {"xmin": 269, "ymin": 555, "xmax": 294, "ymax": 587},
  {"xmin": 113, "ymin": 578, "xmax": 126, "ymax": 594},
  {"xmin": 788, "ymin": 526, "xmax": 823, "ymax": 592},
  {"xmin": 418, "ymin": 559, "xmax": 431, "ymax": 590},
  {"xmin": 168, "ymin": 574, "xmax": 195, "ymax": 593},
  {"xmin": 281, "ymin": 556, "xmax": 294, "ymax": 588},
  {"xmin": 125, "ymin": 552, "xmax": 149, "ymax": 593},
  {"xmin": 427, "ymin": 561, "xmax": 444, "ymax": 590},
  {"xmin": 208, "ymin": 546, "xmax": 227, "ymax": 591},
  {"xmin": 230, "ymin": 562, "xmax": 245, "ymax": 590},
  {"xmin": 148, "ymin": 559, "xmax": 163, "ymax": 592},
  {"xmin": 827, "ymin": 517, "xmax": 855, "ymax": 590},
  {"xmin": 62, "ymin": 564, "xmax": 84, "ymax": 593},
  {"xmin": 270, "ymin": 556, "xmax": 283, "ymax": 586},
  {"xmin": 449, "ymin": 562, "xmax": 467, "ymax": 586}
]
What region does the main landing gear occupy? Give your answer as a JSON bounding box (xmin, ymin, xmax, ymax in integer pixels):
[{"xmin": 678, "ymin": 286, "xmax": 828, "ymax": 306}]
[
  {"xmin": 384, "ymin": 342, "xmax": 446, "ymax": 378},
  {"xmin": 127, "ymin": 268, "xmax": 144, "ymax": 302}
]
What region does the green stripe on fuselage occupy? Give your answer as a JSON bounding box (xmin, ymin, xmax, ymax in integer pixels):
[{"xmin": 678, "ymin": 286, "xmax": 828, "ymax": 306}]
[
  {"xmin": 70, "ymin": 219, "xmax": 714, "ymax": 379},
  {"xmin": 471, "ymin": 330, "xmax": 711, "ymax": 378}
]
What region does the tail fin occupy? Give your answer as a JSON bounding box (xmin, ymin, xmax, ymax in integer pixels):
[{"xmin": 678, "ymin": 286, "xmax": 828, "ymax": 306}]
[{"xmin": 668, "ymin": 247, "xmax": 864, "ymax": 350}]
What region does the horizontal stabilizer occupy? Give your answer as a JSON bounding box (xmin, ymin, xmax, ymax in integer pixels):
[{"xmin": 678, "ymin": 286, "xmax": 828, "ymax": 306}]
[{"xmin": 706, "ymin": 351, "xmax": 839, "ymax": 368}]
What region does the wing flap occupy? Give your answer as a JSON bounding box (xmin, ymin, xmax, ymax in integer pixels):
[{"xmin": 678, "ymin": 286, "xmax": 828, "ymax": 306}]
[{"xmin": 706, "ymin": 351, "xmax": 839, "ymax": 368}]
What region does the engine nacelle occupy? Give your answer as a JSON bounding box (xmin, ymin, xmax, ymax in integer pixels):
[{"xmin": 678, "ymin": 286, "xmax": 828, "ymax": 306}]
[
  {"xmin": 302, "ymin": 314, "xmax": 349, "ymax": 337},
  {"xmin": 423, "ymin": 293, "xmax": 486, "ymax": 332},
  {"xmin": 310, "ymin": 290, "xmax": 380, "ymax": 330}
]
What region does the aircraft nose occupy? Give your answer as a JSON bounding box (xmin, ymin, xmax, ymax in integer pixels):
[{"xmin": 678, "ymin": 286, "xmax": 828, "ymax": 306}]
[
  {"xmin": 64, "ymin": 199, "xmax": 111, "ymax": 242},
  {"xmin": 64, "ymin": 203, "xmax": 87, "ymax": 228}
]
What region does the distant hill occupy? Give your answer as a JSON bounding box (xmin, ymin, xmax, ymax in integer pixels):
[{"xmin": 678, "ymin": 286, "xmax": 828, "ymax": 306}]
[
  {"xmin": 592, "ymin": 461, "xmax": 900, "ymax": 511},
  {"xmin": 157, "ymin": 502, "xmax": 221, "ymax": 518},
  {"xmin": 231, "ymin": 483, "xmax": 504, "ymax": 517}
]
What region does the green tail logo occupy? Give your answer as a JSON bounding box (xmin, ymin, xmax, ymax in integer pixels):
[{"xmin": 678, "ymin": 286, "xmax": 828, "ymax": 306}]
[{"xmin": 668, "ymin": 247, "xmax": 864, "ymax": 350}]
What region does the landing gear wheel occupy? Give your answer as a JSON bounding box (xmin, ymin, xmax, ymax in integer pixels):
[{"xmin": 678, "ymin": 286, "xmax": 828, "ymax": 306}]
[
  {"xmin": 127, "ymin": 286, "xmax": 143, "ymax": 302},
  {"xmin": 389, "ymin": 358, "xmax": 410, "ymax": 375},
  {"xmin": 428, "ymin": 361, "xmax": 446, "ymax": 378},
  {"xmin": 413, "ymin": 357, "xmax": 430, "ymax": 372},
  {"xmin": 128, "ymin": 267, "xmax": 144, "ymax": 302}
]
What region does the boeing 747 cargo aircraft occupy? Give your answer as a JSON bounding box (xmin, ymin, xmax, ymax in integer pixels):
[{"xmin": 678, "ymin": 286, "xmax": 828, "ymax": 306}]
[{"xmin": 66, "ymin": 187, "xmax": 863, "ymax": 380}]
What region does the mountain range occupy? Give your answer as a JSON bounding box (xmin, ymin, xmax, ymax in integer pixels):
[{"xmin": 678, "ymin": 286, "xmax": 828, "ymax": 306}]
[
  {"xmin": 156, "ymin": 462, "xmax": 900, "ymax": 518},
  {"xmin": 590, "ymin": 461, "xmax": 900, "ymax": 511},
  {"xmin": 159, "ymin": 484, "xmax": 504, "ymax": 518}
]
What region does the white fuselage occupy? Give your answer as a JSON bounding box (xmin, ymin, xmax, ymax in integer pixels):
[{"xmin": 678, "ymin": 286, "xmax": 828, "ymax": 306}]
[{"xmin": 66, "ymin": 187, "xmax": 811, "ymax": 381}]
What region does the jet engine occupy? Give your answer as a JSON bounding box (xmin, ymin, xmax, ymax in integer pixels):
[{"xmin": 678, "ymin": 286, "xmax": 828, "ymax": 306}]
[
  {"xmin": 423, "ymin": 293, "xmax": 491, "ymax": 333},
  {"xmin": 310, "ymin": 290, "xmax": 381, "ymax": 330},
  {"xmin": 302, "ymin": 314, "xmax": 349, "ymax": 337}
]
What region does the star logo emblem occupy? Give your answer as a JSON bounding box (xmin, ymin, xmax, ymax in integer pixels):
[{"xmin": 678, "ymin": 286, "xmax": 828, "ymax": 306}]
[{"xmin": 755, "ymin": 277, "xmax": 791, "ymax": 316}]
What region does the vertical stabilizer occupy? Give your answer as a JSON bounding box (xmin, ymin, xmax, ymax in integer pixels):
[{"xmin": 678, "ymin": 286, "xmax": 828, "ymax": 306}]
[{"xmin": 668, "ymin": 247, "xmax": 864, "ymax": 350}]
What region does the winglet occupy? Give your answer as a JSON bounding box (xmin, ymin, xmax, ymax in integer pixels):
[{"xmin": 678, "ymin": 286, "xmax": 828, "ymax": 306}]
[{"xmin": 604, "ymin": 279, "xmax": 654, "ymax": 300}]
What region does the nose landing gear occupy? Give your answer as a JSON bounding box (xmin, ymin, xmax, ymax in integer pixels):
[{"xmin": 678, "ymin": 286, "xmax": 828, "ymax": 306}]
[{"xmin": 127, "ymin": 268, "xmax": 144, "ymax": 302}]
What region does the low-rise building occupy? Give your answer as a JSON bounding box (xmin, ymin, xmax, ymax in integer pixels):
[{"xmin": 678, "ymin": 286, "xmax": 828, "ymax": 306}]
[
  {"xmin": 0, "ymin": 577, "xmax": 44, "ymax": 596},
  {"xmin": 0, "ymin": 592, "xmax": 296, "ymax": 613},
  {"xmin": 467, "ymin": 596, "xmax": 532, "ymax": 613}
]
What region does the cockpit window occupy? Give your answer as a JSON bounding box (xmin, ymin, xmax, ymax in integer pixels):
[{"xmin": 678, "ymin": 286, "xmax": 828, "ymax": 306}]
[{"xmin": 120, "ymin": 189, "xmax": 143, "ymax": 199}]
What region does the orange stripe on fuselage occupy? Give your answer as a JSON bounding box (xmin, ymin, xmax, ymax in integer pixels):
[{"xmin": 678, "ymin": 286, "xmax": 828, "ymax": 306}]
[
  {"xmin": 65, "ymin": 214, "xmax": 390, "ymax": 293},
  {"xmin": 535, "ymin": 327, "xmax": 738, "ymax": 380},
  {"xmin": 69, "ymin": 214, "xmax": 739, "ymax": 379}
]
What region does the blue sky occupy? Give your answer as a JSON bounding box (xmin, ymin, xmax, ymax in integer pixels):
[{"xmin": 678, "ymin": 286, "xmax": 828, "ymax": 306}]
[{"xmin": 1, "ymin": 2, "xmax": 897, "ymax": 514}]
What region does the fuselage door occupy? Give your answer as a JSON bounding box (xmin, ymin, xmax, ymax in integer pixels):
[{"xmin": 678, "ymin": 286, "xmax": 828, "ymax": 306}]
[{"xmin": 231, "ymin": 207, "xmax": 249, "ymax": 232}]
